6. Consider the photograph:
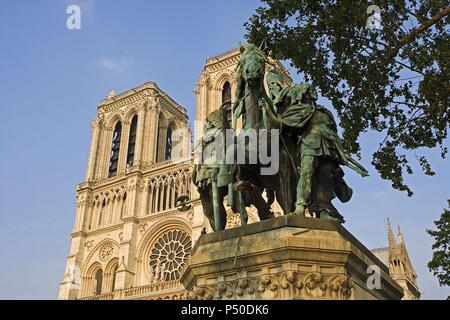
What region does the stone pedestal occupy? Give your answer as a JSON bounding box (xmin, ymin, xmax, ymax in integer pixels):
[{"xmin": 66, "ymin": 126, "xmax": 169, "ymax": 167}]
[{"xmin": 180, "ymin": 215, "xmax": 403, "ymax": 300}]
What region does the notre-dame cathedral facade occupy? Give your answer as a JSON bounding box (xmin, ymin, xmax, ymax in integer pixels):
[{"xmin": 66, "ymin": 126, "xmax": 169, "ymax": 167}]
[{"xmin": 58, "ymin": 48, "xmax": 420, "ymax": 300}]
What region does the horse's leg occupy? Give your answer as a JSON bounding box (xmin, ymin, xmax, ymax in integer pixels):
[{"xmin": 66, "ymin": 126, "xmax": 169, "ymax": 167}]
[
  {"xmin": 333, "ymin": 165, "xmax": 353, "ymax": 203},
  {"xmin": 200, "ymin": 189, "xmax": 216, "ymax": 231},
  {"xmin": 217, "ymin": 187, "xmax": 228, "ymax": 230},
  {"xmin": 314, "ymin": 159, "xmax": 344, "ymax": 223},
  {"xmin": 249, "ymin": 188, "xmax": 274, "ymax": 220},
  {"xmin": 238, "ymin": 164, "xmax": 273, "ymax": 221},
  {"xmin": 233, "ymin": 164, "xmax": 249, "ymax": 226},
  {"xmin": 238, "ymin": 191, "xmax": 248, "ymax": 225}
]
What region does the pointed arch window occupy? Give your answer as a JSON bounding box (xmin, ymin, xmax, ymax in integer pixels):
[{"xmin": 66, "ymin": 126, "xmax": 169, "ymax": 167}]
[
  {"xmin": 222, "ymin": 81, "xmax": 232, "ymax": 123},
  {"xmin": 127, "ymin": 115, "xmax": 138, "ymax": 166},
  {"xmin": 95, "ymin": 269, "xmax": 103, "ymax": 295},
  {"xmin": 108, "ymin": 122, "xmax": 122, "ymax": 177},
  {"xmin": 165, "ymin": 126, "xmax": 172, "ymax": 160},
  {"xmin": 110, "ymin": 264, "xmax": 118, "ymax": 292}
]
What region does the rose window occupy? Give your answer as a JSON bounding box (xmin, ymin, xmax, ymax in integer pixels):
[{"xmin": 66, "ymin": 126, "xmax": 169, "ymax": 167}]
[
  {"xmin": 99, "ymin": 243, "xmax": 114, "ymax": 261},
  {"xmin": 148, "ymin": 229, "xmax": 191, "ymax": 282}
]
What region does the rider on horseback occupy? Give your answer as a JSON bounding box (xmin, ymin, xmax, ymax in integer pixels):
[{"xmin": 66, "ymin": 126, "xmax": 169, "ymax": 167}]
[{"xmin": 263, "ymin": 69, "xmax": 369, "ymax": 222}]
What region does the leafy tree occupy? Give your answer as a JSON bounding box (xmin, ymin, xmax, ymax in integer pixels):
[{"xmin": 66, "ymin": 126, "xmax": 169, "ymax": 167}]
[
  {"xmin": 427, "ymin": 201, "xmax": 450, "ymax": 288},
  {"xmin": 245, "ymin": 0, "xmax": 449, "ymax": 195}
]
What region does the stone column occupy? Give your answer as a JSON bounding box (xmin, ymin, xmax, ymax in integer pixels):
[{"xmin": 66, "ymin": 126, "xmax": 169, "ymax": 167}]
[
  {"xmin": 74, "ymin": 200, "xmax": 84, "ymax": 233},
  {"xmin": 184, "ymin": 126, "xmax": 192, "ymax": 157},
  {"xmin": 140, "ymin": 180, "xmax": 149, "ymax": 216},
  {"xmin": 171, "ymin": 181, "xmax": 176, "ymax": 209},
  {"xmin": 133, "ymin": 258, "xmax": 144, "ymax": 287},
  {"xmin": 147, "ymin": 106, "xmax": 158, "ymax": 163},
  {"xmin": 86, "ymin": 119, "xmax": 101, "ymax": 180},
  {"xmin": 97, "ymin": 197, "xmax": 105, "ymax": 226},
  {"xmin": 194, "ymin": 74, "xmax": 210, "ymax": 144},
  {"xmin": 94, "ymin": 127, "xmax": 106, "ymax": 180},
  {"xmin": 111, "ymin": 196, "xmax": 119, "ymax": 225},
  {"xmin": 159, "ymin": 181, "xmax": 166, "ymax": 211},
  {"xmin": 133, "ymin": 105, "xmax": 147, "ymax": 166},
  {"xmin": 154, "ymin": 182, "xmax": 160, "ymax": 212},
  {"xmin": 148, "ymin": 185, "xmax": 154, "ymax": 214},
  {"xmin": 141, "ymin": 105, "xmax": 157, "ymax": 165},
  {"xmin": 113, "ymin": 196, "xmax": 118, "ymax": 224},
  {"xmin": 95, "ymin": 199, "xmax": 103, "ymax": 227},
  {"xmin": 101, "ymin": 195, "xmax": 113, "ymax": 226},
  {"xmin": 82, "ymin": 199, "xmax": 94, "ymax": 231},
  {"xmin": 89, "ymin": 201, "xmax": 98, "ymax": 230},
  {"xmin": 117, "ymin": 191, "xmax": 125, "ymax": 222}
]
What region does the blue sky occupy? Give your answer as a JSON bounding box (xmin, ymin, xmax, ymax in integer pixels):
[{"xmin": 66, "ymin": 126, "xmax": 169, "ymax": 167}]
[{"xmin": 0, "ymin": 0, "xmax": 448, "ymax": 299}]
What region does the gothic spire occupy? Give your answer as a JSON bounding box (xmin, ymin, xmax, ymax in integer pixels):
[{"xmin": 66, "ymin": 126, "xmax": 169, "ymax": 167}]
[
  {"xmin": 386, "ymin": 217, "xmax": 397, "ymax": 249},
  {"xmin": 107, "ymin": 89, "xmax": 116, "ymax": 99},
  {"xmin": 398, "ymin": 224, "xmax": 405, "ymax": 244}
]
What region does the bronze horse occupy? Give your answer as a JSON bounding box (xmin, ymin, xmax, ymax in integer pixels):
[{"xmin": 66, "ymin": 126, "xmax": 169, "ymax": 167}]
[{"xmin": 229, "ymin": 44, "xmax": 297, "ymax": 217}]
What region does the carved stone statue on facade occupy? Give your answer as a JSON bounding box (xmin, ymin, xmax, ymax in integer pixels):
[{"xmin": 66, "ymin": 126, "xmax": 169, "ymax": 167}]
[
  {"xmin": 148, "ymin": 264, "xmax": 154, "ymax": 284},
  {"xmin": 154, "ymin": 260, "xmax": 161, "ymax": 283},
  {"xmin": 159, "ymin": 262, "xmax": 166, "ymax": 282}
]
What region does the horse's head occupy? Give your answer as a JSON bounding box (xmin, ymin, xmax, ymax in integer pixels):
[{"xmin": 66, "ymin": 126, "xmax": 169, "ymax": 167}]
[{"xmin": 236, "ymin": 44, "xmax": 271, "ymax": 87}]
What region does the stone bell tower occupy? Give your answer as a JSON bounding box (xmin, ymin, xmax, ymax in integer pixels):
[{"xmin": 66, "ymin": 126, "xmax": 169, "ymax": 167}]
[{"xmin": 58, "ymin": 82, "xmax": 198, "ymax": 300}]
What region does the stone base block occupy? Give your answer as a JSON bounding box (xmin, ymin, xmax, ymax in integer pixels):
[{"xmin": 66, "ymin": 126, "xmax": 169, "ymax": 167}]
[{"xmin": 180, "ymin": 215, "xmax": 403, "ymax": 300}]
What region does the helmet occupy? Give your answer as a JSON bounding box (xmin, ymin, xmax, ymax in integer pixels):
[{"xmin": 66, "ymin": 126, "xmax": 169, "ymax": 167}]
[{"xmin": 266, "ymin": 69, "xmax": 284, "ymax": 87}]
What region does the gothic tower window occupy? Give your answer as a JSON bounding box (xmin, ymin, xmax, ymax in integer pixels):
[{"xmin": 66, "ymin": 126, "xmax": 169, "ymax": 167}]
[
  {"xmin": 222, "ymin": 81, "xmax": 232, "ymax": 123},
  {"xmin": 108, "ymin": 122, "xmax": 122, "ymax": 177},
  {"xmin": 94, "ymin": 269, "xmax": 103, "ymax": 295},
  {"xmin": 155, "ymin": 113, "xmax": 167, "ymax": 163},
  {"xmin": 165, "ymin": 126, "xmax": 172, "ymax": 160},
  {"xmin": 126, "ymin": 115, "xmax": 138, "ymax": 167}
]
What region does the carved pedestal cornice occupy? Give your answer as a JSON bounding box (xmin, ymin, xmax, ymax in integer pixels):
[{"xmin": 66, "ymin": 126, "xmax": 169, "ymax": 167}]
[{"xmin": 189, "ymin": 272, "xmax": 353, "ymax": 300}]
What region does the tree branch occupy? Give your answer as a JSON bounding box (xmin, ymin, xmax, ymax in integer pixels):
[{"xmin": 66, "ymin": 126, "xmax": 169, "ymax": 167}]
[
  {"xmin": 385, "ymin": 6, "xmax": 450, "ymax": 60},
  {"xmin": 393, "ymin": 59, "xmax": 425, "ymax": 76}
]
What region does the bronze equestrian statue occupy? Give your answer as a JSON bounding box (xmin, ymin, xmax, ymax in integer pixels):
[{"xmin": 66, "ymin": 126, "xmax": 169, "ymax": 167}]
[{"xmin": 178, "ymin": 43, "xmax": 368, "ymax": 229}]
